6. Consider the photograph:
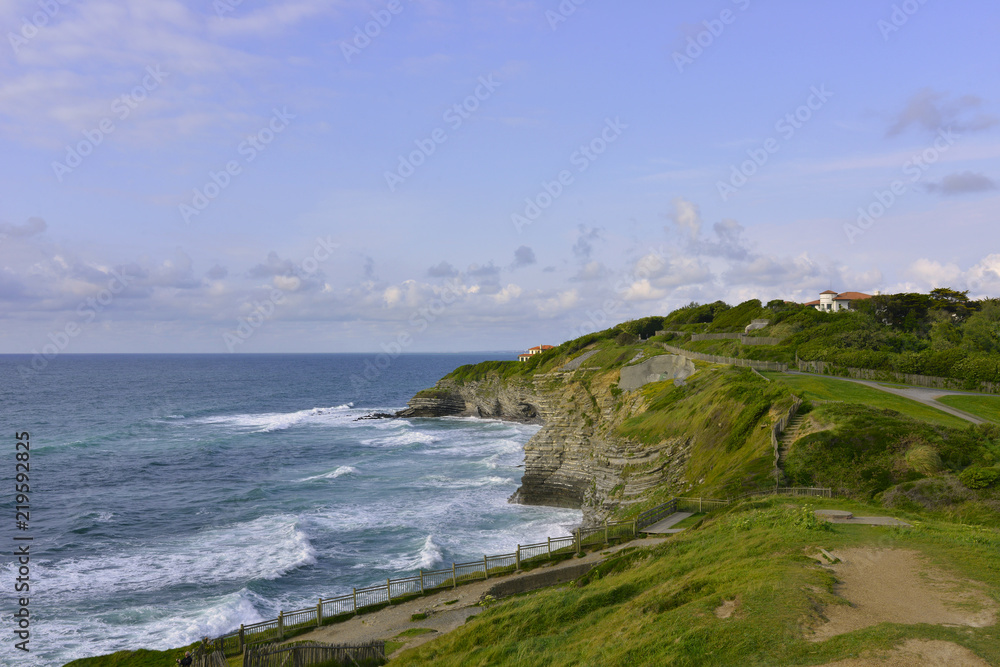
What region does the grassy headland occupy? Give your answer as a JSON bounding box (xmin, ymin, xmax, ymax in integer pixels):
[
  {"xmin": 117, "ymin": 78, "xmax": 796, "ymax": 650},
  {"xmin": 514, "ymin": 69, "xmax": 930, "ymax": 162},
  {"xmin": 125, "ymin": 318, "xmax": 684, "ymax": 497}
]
[{"xmin": 392, "ymin": 496, "xmax": 1000, "ymax": 666}]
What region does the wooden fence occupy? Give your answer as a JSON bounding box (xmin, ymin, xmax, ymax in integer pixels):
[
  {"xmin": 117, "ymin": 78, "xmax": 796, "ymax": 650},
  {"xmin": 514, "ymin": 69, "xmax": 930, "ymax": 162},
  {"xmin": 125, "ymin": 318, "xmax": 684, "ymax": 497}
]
[
  {"xmin": 732, "ymin": 487, "xmax": 832, "ymax": 501},
  {"xmin": 194, "ymin": 650, "xmax": 227, "ymax": 667},
  {"xmin": 210, "ymin": 518, "xmax": 642, "ymax": 657},
  {"xmin": 208, "ymin": 488, "xmax": 831, "ymax": 658},
  {"xmin": 635, "ymin": 498, "xmax": 677, "ymax": 530},
  {"xmin": 674, "ymin": 497, "xmax": 731, "ymax": 512},
  {"xmin": 243, "ymin": 641, "xmax": 385, "ymax": 667},
  {"xmin": 689, "ymin": 333, "xmax": 741, "ymax": 342},
  {"xmin": 661, "ymin": 344, "xmax": 789, "ymax": 372},
  {"xmin": 740, "ymin": 335, "xmax": 784, "ymax": 346},
  {"xmin": 795, "ymin": 359, "xmax": 1000, "ymax": 394}
]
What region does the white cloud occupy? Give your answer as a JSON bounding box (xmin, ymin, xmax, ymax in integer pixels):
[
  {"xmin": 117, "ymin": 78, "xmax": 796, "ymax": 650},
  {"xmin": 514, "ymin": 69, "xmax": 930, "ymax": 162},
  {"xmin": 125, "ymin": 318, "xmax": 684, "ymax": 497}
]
[{"xmin": 668, "ymin": 197, "xmax": 701, "ymax": 240}]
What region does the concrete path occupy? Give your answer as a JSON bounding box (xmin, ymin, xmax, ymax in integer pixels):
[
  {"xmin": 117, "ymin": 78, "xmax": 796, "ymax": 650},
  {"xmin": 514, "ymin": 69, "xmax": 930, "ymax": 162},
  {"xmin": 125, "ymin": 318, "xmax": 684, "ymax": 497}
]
[
  {"xmin": 643, "ymin": 511, "xmax": 693, "ymax": 534},
  {"xmin": 785, "ymin": 371, "xmax": 987, "ymax": 425}
]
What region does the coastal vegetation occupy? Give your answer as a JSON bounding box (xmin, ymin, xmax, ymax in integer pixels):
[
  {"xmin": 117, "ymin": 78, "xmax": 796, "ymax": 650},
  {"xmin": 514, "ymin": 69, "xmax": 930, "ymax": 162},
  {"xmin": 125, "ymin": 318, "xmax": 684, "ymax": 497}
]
[
  {"xmin": 663, "ymin": 289, "xmax": 1000, "ymax": 386},
  {"xmin": 73, "ymin": 289, "xmax": 1000, "ymax": 666},
  {"xmin": 393, "ymin": 496, "xmax": 1000, "ymax": 666}
]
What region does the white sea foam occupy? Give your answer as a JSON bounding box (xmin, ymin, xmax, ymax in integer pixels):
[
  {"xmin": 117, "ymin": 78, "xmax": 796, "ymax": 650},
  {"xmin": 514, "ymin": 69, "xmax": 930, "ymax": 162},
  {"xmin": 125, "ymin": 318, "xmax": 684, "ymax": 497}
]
[
  {"xmin": 359, "ymin": 431, "xmax": 437, "ymax": 447},
  {"xmin": 33, "ymin": 515, "xmax": 316, "ymax": 602},
  {"xmin": 297, "ymin": 465, "xmax": 358, "ymax": 483},
  {"xmin": 195, "ymin": 404, "xmax": 356, "ymax": 433},
  {"xmin": 385, "ymin": 535, "xmax": 444, "ymax": 571}
]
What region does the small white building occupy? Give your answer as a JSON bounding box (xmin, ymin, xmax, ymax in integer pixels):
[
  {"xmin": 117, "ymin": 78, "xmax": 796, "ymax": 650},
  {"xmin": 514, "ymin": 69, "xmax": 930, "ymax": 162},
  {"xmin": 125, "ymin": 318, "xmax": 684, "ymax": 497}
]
[
  {"xmin": 804, "ymin": 290, "xmax": 874, "ymax": 312},
  {"xmin": 519, "ymin": 345, "xmax": 554, "ymax": 362}
]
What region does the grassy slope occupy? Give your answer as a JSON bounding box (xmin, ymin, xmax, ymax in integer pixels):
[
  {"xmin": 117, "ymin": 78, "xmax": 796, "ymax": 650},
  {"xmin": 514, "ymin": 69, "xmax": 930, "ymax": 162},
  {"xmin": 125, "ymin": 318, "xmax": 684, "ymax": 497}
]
[
  {"xmin": 938, "ymin": 395, "xmax": 1000, "ymax": 423},
  {"xmin": 762, "ymin": 372, "xmax": 969, "ymax": 429},
  {"xmin": 62, "ymin": 643, "xmax": 206, "ymax": 667},
  {"xmin": 392, "ymin": 497, "xmax": 1000, "ymax": 667},
  {"xmin": 612, "ymin": 365, "xmax": 795, "ymax": 505}
]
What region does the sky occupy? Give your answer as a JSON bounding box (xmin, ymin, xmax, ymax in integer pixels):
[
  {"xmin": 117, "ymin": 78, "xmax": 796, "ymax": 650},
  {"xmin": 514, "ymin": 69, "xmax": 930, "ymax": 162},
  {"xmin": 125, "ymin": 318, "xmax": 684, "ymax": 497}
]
[{"xmin": 1, "ymin": 0, "xmax": 999, "ymax": 354}]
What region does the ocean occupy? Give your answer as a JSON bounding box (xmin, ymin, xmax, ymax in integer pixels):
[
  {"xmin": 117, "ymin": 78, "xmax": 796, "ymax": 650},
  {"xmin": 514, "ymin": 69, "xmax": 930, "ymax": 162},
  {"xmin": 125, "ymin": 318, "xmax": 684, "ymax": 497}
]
[{"xmin": 0, "ymin": 354, "xmax": 581, "ymax": 666}]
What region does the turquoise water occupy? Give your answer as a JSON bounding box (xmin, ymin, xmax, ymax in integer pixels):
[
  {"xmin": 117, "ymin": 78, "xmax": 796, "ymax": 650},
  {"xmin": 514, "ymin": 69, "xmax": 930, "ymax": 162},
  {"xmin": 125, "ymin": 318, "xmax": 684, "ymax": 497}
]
[{"xmin": 0, "ymin": 354, "xmax": 580, "ymax": 666}]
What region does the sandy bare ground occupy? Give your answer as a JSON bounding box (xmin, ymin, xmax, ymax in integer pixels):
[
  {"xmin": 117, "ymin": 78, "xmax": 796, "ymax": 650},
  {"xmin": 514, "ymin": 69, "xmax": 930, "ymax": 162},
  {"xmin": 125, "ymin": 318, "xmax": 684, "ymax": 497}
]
[
  {"xmin": 290, "ymin": 536, "xmax": 669, "ymax": 656},
  {"xmin": 819, "ymin": 639, "xmax": 991, "ymax": 666},
  {"xmin": 810, "ymin": 548, "xmax": 997, "ymax": 643}
]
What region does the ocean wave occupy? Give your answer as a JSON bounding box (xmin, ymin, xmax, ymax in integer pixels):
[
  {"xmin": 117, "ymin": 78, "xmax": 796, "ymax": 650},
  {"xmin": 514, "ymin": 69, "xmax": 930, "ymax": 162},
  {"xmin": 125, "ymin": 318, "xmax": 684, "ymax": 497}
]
[
  {"xmin": 359, "ymin": 431, "xmax": 437, "ymax": 447},
  {"xmin": 386, "ymin": 535, "xmax": 444, "ymax": 571},
  {"xmin": 28, "ymin": 515, "xmax": 317, "ymax": 602},
  {"xmin": 297, "ymin": 465, "xmax": 357, "ymax": 483},
  {"xmin": 194, "ymin": 404, "xmax": 356, "ymax": 433},
  {"xmin": 416, "ymin": 474, "xmax": 515, "ymax": 490}
]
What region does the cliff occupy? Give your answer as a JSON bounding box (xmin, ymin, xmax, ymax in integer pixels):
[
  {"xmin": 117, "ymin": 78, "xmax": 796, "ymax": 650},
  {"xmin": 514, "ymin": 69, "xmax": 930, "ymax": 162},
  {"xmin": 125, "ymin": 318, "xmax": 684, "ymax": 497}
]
[{"xmin": 398, "ymin": 344, "xmax": 792, "ymax": 526}]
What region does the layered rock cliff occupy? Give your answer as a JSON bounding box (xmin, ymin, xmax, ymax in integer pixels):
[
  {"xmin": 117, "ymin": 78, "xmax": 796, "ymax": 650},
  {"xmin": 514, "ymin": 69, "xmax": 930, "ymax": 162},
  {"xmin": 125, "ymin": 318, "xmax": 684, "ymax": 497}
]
[{"xmin": 396, "ymin": 354, "xmax": 700, "ymax": 526}]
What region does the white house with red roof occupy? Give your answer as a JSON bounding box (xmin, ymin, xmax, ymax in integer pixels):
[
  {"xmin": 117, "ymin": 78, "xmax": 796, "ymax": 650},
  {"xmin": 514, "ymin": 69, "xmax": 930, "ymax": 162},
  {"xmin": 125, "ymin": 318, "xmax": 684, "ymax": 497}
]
[
  {"xmin": 518, "ymin": 345, "xmax": 554, "ymax": 362},
  {"xmin": 804, "ymin": 290, "xmax": 875, "ymax": 312}
]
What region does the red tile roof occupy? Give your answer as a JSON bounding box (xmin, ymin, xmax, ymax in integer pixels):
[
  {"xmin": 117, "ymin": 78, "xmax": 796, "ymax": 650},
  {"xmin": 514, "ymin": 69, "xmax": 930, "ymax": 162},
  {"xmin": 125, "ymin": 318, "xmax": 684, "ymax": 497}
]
[
  {"xmin": 803, "ymin": 300, "xmax": 821, "ymax": 306},
  {"xmin": 820, "ymin": 290, "xmax": 838, "ymax": 295},
  {"xmin": 834, "ymin": 292, "xmax": 872, "ymax": 301}
]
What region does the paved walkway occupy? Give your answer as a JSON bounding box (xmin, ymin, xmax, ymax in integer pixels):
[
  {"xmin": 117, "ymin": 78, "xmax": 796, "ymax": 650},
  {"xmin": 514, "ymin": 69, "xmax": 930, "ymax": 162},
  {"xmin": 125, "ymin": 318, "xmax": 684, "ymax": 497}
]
[
  {"xmin": 785, "ymin": 371, "xmax": 987, "ymax": 425},
  {"xmin": 643, "ymin": 511, "xmax": 693, "ymax": 534}
]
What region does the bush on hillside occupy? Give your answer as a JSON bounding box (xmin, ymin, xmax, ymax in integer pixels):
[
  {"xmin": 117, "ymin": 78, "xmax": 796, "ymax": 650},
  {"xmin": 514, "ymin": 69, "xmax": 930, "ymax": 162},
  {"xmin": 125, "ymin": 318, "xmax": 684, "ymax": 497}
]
[{"xmin": 959, "ymin": 466, "xmax": 1000, "ymax": 490}]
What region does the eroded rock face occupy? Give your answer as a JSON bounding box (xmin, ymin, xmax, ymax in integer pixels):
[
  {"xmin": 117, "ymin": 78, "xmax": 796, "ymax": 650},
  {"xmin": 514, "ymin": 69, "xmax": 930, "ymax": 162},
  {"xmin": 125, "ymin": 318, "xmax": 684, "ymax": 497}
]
[
  {"xmin": 618, "ymin": 354, "xmax": 695, "ymax": 392},
  {"xmin": 399, "ymin": 366, "xmax": 692, "ymax": 526}
]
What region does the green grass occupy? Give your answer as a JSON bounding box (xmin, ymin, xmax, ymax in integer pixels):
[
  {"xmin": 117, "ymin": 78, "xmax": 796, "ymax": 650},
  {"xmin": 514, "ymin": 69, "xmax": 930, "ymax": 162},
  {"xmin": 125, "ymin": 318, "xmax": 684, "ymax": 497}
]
[
  {"xmin": 670, "ymin": 513, "xmax": 707, "ymax": 529},
  {"xmin": 762, "ymin": 372, "xmax": 970, "ymax": 429},
  {"xmin": 62, "ymin": 643, "xmax": 205, "ymax": 667},
  {"xmin": 937, "ymin": 395, "xmax": 1000, "ymax": 423},
  {"xmin": 391, "ymin": 497, "xmax": 1000, "ymax": 666},
  {"xmin": 395, "ymin": 628, "xmax": 437, "ymax": 638},
  {"xmin": 612, "ymin": 366, "xmax": 794, "ymax": 499}
]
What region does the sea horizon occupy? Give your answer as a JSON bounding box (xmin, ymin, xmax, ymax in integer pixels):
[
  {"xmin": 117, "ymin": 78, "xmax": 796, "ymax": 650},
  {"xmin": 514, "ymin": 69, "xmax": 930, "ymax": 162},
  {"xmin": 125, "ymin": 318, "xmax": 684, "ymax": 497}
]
[{"xmin": 0, "ymin": 353, "xmax": 580, "ymax": 666}]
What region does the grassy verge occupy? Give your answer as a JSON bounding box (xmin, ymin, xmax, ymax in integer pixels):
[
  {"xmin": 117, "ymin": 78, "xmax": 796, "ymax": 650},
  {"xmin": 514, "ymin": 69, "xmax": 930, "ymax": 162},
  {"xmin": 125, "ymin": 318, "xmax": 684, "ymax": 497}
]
[
  {"xmin": 670, "ymin": 513, "xmax": 707, "ymax": 529},
  {"xmin": 762, "ymin": 372, "xmax": 970, "ymax": 429},
  {"xmin": 937, "ymin": 395, "xmax": 1000, "ymax": 423},
  {"xmin": 62, "ymin": 642, "xmax": 205, "ymax": 667},
  {"xmin": 391, "ymin": 497, "xmax": 1000, "ymax": 666}
]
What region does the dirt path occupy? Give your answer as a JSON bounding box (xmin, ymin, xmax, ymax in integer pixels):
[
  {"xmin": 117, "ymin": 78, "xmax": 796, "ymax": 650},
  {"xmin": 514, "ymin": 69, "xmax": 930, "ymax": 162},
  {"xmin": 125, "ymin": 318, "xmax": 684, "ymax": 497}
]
[
  {"xmin": 819, "ymin": 639, "xmax": 991, "ymax": 666},
  {"xmin": 290, "ymin": 535, "xmax": 669, "ymax": 656},
  {"xmin": 810, "ymin": 547, "xmax": 997, "ymax": 642}
]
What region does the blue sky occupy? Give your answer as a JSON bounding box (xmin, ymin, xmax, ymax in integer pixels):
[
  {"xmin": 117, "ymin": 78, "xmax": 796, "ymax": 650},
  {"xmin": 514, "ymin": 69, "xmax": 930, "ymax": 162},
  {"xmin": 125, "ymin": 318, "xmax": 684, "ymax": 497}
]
[{"xmin": 1, "ymin": 0, "xmax": 998, "ymax": 353}]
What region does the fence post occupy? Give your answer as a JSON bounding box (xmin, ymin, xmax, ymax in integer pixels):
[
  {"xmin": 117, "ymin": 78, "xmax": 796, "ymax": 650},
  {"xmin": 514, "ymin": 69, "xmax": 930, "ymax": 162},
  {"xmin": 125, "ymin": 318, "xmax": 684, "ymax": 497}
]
[
  {"xmin": 547, "ymin": 536, "xmax": 551, "ymax": 558},
  {"xmin": 699, "ymin": 497, "xmax": 702, "ymax": 513},
  {"xmin": 575, "ymin": 528, "xmax": 581, "ymax": 554},
  {"xmin": 452, "ymin": 563, "xmax": 457, "ymax": 589},
  {"xmin": 317, "ymin": 598, "xmax": 323, "ymax": 627},
  {"xmin": 386, "ymin": 578, "xmax": 392, "ymax": 603},
  {"xmin": 483, "ymin": 555, "xmax": 489, "ymax": 580},
  {"xmin": 419, "ymin": 569, "xmax": 424, "ymax": 595},
  {"xmin": 633, "ymin": 519, "xmax": 637, "ymax": 537},
  {"xmin": 239, "ymin": 624, "xmax": 244, "ymax": 654},
  {"xmin": 352, "ymin": 588, "xmax": 357, "ymax": 613},
  {"xmin": 516, "ymin": 545, "xmax": 521, "ymax": 570},
  {"xmin": 277, "ymin": 611, "xmax": 284, "ymax": 640}
]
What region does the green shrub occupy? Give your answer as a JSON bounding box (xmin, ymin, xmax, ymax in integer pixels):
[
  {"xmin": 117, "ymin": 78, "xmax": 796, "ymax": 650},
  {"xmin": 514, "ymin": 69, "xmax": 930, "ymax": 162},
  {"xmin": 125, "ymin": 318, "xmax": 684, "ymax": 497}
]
[
  {"xmin": 958, "ymin": 465, "xmax": 1000, "ymax": 489},
  {"xmin": 905, "ymin": 444, "xmax": 942, "ymax": 475}
]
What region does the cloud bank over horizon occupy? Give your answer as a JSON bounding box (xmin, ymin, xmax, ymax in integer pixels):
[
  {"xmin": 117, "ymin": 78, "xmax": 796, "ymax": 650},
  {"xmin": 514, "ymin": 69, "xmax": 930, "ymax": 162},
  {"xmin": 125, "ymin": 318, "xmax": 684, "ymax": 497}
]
[{"xmin": 1, "ymin": 0, "xmax": 998, "ymax": 353}]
